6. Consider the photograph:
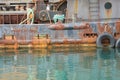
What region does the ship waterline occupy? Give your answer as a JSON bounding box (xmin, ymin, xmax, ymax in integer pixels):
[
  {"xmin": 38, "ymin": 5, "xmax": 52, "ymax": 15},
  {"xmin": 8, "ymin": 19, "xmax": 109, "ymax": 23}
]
[{"xmin": 0, "ymin": 21, "xmax": 120, "ymax": 48}]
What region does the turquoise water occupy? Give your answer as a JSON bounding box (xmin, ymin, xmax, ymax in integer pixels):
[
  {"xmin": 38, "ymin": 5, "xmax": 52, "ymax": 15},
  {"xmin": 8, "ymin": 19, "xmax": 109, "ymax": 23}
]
[{"xmin": 0, "ymin": 48, "xmax": 120, "ymax": 80}]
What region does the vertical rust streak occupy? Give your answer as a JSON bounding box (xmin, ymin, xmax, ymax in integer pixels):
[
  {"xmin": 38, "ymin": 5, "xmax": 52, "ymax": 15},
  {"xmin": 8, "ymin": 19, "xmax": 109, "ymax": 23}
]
[
  {"xmin": 116, "ymin": 19, "xmax": 120, "ymax": 33},
  {"xmin": 105, "ymin": 9, "xmax": 112, "ymax": 19}
]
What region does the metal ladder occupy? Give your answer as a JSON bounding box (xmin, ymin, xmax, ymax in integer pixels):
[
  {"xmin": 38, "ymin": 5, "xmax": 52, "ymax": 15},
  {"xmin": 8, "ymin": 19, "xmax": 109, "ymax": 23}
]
[{"xmin": 89, "ymin": 0, "xmax": 100, "ymax": 20}]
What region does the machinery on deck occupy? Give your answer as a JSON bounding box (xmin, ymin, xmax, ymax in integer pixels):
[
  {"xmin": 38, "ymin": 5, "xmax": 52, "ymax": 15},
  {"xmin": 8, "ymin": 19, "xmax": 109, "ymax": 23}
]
[{"xmin": 0, "ymin": 0, "xmax": 67, "ymax": 24}]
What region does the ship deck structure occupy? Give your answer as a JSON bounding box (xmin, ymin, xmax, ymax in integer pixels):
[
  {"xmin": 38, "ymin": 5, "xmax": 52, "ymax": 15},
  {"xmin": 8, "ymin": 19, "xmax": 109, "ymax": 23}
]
[{"xmin": 0, "ymin": 0, "xmax": 120, "ymax": 48}]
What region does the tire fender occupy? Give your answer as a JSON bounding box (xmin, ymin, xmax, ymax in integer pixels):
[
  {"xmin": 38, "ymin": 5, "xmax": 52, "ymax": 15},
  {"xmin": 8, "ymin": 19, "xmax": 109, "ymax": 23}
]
[
  {"xmin": 96, "ymin": 32, "xmax": 115, "ymax": 47},
  {"xmin": 115, "ymin": 38, "xmax": 120, "ymax": 48}
]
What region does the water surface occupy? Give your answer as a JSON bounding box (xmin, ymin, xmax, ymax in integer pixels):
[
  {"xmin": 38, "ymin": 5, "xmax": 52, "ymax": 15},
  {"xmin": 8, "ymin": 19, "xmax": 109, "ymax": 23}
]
[{"xmin": 0, "ymin": 47, "xmax": 120, "ymax": 80}]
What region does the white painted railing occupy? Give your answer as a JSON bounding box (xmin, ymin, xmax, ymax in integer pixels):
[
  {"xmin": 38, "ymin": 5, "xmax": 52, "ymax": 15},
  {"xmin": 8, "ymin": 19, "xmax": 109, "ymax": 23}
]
[{"xmin": 0, "ymin": 0, "xmax": 33, "ymax": 3}]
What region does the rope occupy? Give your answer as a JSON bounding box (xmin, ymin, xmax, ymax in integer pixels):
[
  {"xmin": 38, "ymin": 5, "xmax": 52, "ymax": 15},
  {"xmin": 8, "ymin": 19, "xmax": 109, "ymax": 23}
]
[
  {"xmin": 20, "ymin": 13, "xmax": 27, "ymax": 24},
  {"xmin": 19, "ymin": 8, "xmax": 34, "ymax": 24},
  {"xmin": 47, "ymin": 10, "xmax": 52, "ymax": 24},
  {"xmin": 56, "ymin": 0, "xmax": 66, "ymax": 10},
  {"xmin": 27, "ymin": 8, "xmax": 34, "ymax": 24},
  {"xmin": 19, "ymin": 18, "xmax": 29, "ymax": 25}
]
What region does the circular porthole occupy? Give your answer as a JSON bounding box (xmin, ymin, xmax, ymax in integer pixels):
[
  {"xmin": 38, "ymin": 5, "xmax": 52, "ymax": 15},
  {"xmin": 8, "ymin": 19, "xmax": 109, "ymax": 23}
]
[{"xmin": 104, "ymin": 2, "xmax": 112, "ymax": 9}]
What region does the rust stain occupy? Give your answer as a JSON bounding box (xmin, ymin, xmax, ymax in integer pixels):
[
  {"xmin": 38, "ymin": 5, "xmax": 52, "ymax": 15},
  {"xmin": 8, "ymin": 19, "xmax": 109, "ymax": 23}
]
[
  {"xmin": 74, "ymin": 0, "xmax": 78, "ymax": 14},
  {"xmin": 105, "ymin": 9, "xmax": 112, "ymax": 18},
  {"xmin": 98, "ymin": 23, "xmax": 112, "ymax": 34},
  {"xmin": 115, "ymin": 19, "xmax": 120, "ymax": 33}
]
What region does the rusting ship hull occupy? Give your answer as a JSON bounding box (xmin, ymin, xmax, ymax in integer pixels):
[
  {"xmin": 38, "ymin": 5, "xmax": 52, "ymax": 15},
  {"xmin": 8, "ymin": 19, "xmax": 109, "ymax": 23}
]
[{"xmin": 0, "ymin": 20, "xmax": 120, "ymax": 49}]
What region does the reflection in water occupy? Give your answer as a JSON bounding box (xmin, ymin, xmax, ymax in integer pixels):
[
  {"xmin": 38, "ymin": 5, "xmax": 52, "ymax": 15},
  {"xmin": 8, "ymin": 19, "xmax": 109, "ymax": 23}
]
[
  {"xmin": 96, "ymin": 48, "xmax": 115, "ymax": 80},
  {"xmin": 0, "ymin": 48, "xmax": 120, "ymax": 80}
]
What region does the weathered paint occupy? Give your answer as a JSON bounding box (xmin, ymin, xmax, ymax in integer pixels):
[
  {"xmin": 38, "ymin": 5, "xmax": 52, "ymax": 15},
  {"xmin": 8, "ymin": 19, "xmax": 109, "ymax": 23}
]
[
  {"xmin": 105, "ymin": 9, "xmax": 112, "ymax": 19},
  {"xmin": 0, "ymin": 20, "xmax": 119, "ymax": 48},
  {"xmin": 67, "ymin": 0, "xmax": 89, "ymax": 19},
  {"xmin": 67, "ymin": 0, "xmax": 120, "ymax": 20},
  {"xmin": 74, "ymin": 0, "xmax": 79, "ymax": 14},
  {"xmin": 0, "ymin": 22, "xmax": 116, "ymax": 40}
]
